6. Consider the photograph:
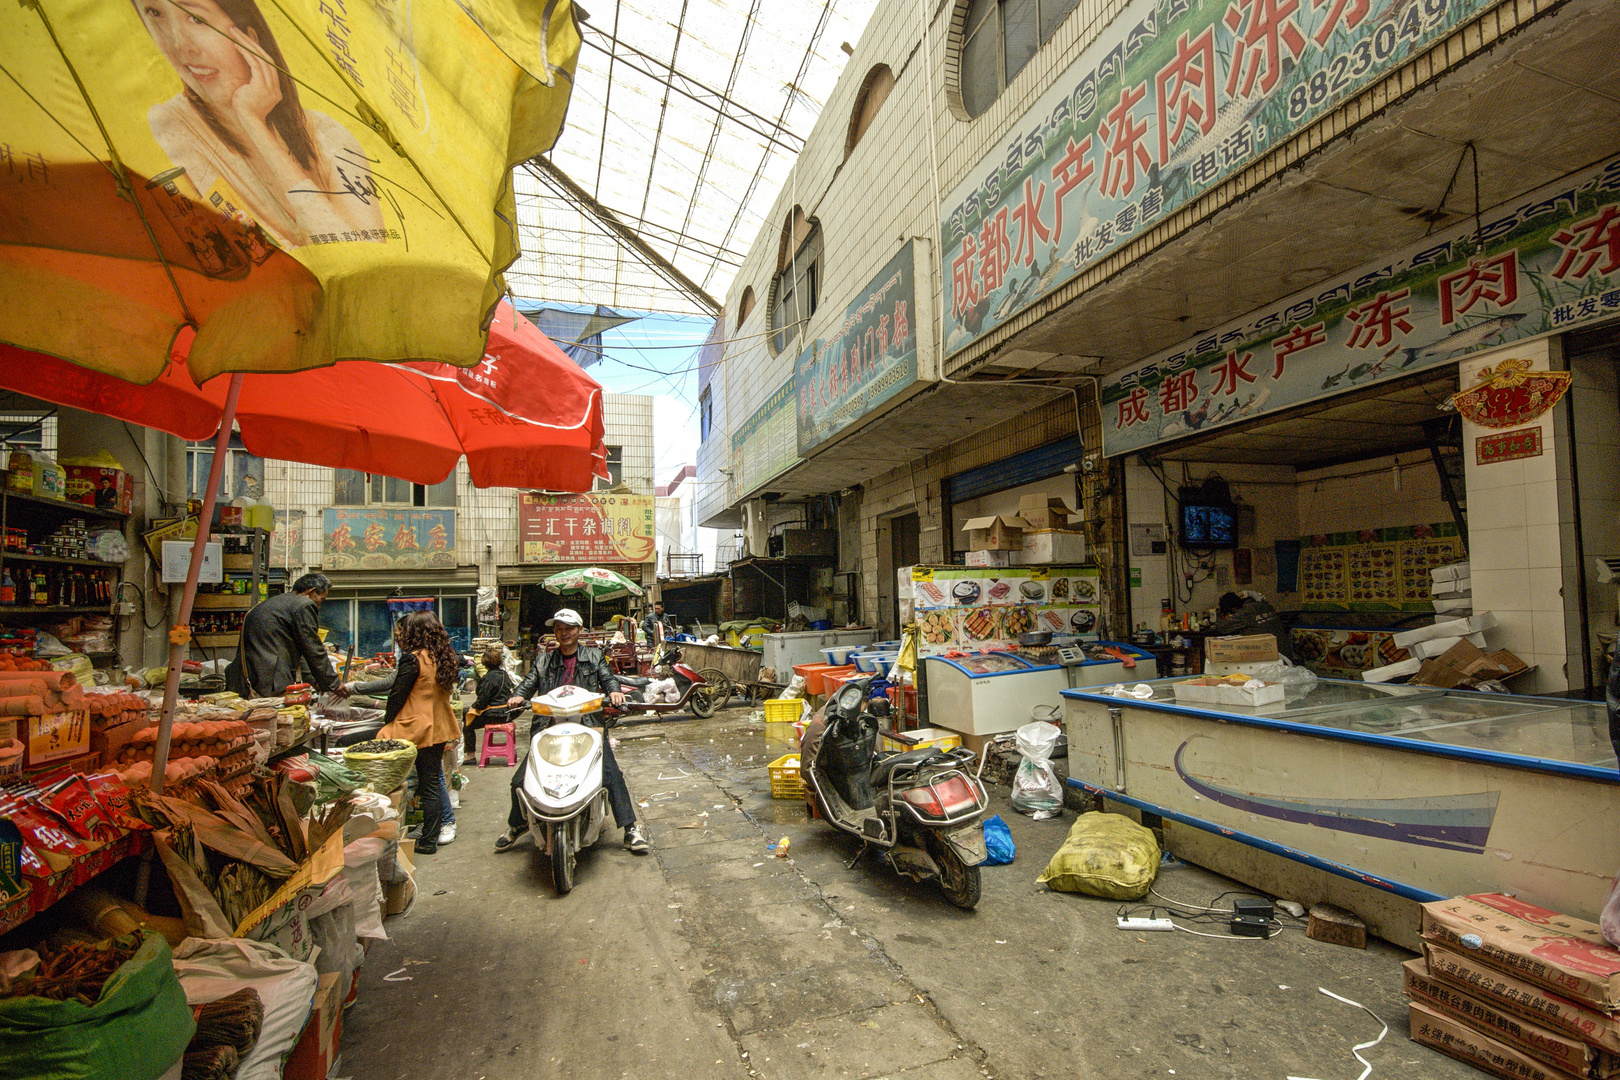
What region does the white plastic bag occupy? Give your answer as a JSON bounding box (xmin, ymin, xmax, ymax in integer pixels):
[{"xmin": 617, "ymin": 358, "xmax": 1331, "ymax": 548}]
[
  {"xmin": 1011, "ymin": 721, "xmax": 1063, "ymax": 819},
  {"xmin": 1244, "ymin": 656, "xmax": 1317, "ymax": 698},
  {"xmin": 170, "ymin": 938, "xmax": 319, "ymax": 1080}
]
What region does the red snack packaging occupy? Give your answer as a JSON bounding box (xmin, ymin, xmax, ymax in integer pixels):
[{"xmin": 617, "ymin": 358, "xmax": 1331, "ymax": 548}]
[
  {"xmin": 85, "ymin": 773, "xmax": 149, "ymax": 831},
  {"xmin": 0, "ymin": 795, "xmax": 91, "ymax": 874},
  {"xmin": 42, "ymin": 775, "xmax": 117, "ymax": 842}
]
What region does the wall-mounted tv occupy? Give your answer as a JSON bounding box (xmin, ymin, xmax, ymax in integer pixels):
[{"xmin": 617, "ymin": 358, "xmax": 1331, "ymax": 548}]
[{"xmin": 1179, "ymin": 503, "xmax": 1239, "ymax": 549}]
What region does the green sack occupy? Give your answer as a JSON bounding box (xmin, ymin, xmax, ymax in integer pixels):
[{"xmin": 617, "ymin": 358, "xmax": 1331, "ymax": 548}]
[
  {"xmin": 0, "ymin": 932, "xmax": 195, "ymax": 1080},
  {"xmin": 1036, "ymin": 811, "xmax": 1161, "ymax": 900},
  {"xmin": 306, "ymin": 750, "xmax": 365, "ymax": 804}
]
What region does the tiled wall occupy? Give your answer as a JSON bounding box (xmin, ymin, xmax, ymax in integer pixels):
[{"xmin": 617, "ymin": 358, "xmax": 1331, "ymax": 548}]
[
  {"xmin": 261, "ymin": 393, "xmax": 658, "ymax": 588},
  {"xmin": 1458, "ymin": 340, "xmax": 1571, "ymax": 694}
]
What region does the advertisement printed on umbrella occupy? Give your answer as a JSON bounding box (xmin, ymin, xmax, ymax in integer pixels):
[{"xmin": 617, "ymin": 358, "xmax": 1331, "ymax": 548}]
[
  {"xmin": 910, "ymin": 566, "xmax": 1101, "ymax": 654},
  {"xmin": 518, "ymin": 493, "xmax": 655, "ymax": 565},
  {"xmin": 796, "ymin": 242, "xmax": 918, "ymax": 455},
  {"xmin": 0, "ymin": 0, "xmax": 581, "ymax": 380},
  {"xmin": 1100, "ymin": 155, "xmax": 1620, "ymax": 456},
  {"xmin": 323, "ymin": 509, "xmax": 454, "ymax": 571},
  {"xmin": 941, "ymin": 0, "xmax": 1497, "ymax": 354}
]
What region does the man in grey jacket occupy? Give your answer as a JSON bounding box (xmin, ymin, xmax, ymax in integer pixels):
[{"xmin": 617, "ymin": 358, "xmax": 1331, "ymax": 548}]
[{"xmin": 226, "ymin": 573, "xmax": 348, "ymax": 698}]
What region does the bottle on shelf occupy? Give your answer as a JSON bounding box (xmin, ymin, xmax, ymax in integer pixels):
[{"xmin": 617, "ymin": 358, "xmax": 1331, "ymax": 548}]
[{"xmin": 0, "ymin": 568, "xmax": 12, "ymax": 605}]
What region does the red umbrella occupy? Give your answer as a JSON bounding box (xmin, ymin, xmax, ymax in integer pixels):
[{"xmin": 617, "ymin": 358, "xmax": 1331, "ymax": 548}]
[{"xmin": 1, "ymin": 303, "xmax": 608, "ymax": 491}]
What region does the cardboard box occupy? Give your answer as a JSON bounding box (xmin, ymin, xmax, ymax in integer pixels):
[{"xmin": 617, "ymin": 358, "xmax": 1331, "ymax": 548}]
[
  {"xmin": 960, "ymin": 515, "xmax": 1027, "ymax": 552},
  {"xmin": 23, "ymin": 711, "xmax": 89, "ymax": 766},
  {"xmin": 1362, "ymin": 657, "xmax": 1422, "ymax": 683},
  {"xmin": 284, "ymin": 972, "xmax": 343, "ymax": 1080},
  {"xmin": 1411, "ymin": 641, "xmax": 1529, "ymax": 689},
  {"xmin": 1420, "ymin": 894, "xmax": 1620, "ymax": 1012},
  {"xmin": 1409, "ymin": 1001, "xmax": 1577, "ymax": 1080},
  {"xmin": 1016, "ymin": 494, "xmax": 1078, "ymax": 530},
  {"xmin": 63, "ymin": 466, "xmax": 133, "ymax": 515},
  {"xmin": 1010, "ymin": 529, "xmax": 1087, "ymax": 565},
  {"xmin": 1403, "ymin": 958, "xmax": 1615, "ymax": 1077},
  {"xmin": 1203, "ymin": 634, "xmax": 1278, "ymax": 665},
  {"xmin": 964, "ymin": 549, "xmax": 1011, "ymax": 568},
  {"xmin": 89, "ymin": 718, "xmax": 151, "ymax": 764},
  {"xmin": 1423, "ymin": 943, "xmax": 1620, "ymax": 1055},
  {"xmin": 383, "ymin": 877, "xmax": 415, "ymax": 916}
]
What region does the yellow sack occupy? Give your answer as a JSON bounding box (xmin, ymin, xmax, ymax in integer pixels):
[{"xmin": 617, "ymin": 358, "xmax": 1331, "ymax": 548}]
[
  {"xmin": 1036, "ymin": 812, "xmax": 1161, "ymax": 900},
  {"xmin": 896, "ymin": 624, "xmax": 919, "ymax": 673}
]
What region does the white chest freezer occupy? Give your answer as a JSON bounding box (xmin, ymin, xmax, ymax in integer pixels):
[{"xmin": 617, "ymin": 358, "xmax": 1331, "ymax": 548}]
[
  {"xmin": 922, "ymin": 652, "xmax": 1068, "ymax": 736},
  {"xmin": 762, "ymin": 631, "xmax": 830, "ymax": 673}
]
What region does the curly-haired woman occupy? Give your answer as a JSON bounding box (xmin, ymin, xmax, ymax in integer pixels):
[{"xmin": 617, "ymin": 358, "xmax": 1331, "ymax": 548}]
[{"xmin": 379, "ymin": 611, "xmax": 462, "ymax": 855}]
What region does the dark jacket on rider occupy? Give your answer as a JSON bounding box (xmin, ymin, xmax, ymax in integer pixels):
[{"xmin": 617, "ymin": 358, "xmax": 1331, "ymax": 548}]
[{"xmin": 512, "ymin": 645, "xmax": 621, "ymax": 702}]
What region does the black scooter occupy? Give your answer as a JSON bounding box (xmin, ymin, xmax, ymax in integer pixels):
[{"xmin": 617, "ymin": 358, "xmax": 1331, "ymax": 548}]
[{"xmin": 800, "ymin": 675, "xmax": 990, "ymax": 909}]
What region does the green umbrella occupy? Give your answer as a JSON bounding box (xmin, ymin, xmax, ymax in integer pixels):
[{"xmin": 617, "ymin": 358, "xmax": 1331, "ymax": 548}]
[{"xmin": 541, "ymin": 567, "xmax": 646, "ymax": 628}]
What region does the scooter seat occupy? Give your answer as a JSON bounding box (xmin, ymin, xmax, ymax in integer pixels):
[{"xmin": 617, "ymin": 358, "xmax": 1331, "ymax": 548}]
[
  {"xmin": 616, "ymin": 674, "xmax": 652, "ymax": 688},
  {"xmin": 869, "ymin": 747, "xmax": 948, "ymax": 785}
]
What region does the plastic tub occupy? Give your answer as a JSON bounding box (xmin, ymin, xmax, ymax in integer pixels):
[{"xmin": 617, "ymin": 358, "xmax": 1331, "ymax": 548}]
[
  {"xmin": 821, "ymin": 645, "xmax": 859, "ymax": 666},
  {"xmin": 854, "ymin": 652, "xmax": 897, "ymax": 673},
  {"xmin": 880, "ymin": 727, "xmax": 962, "ymax": 754},
  {"xmin": 791, "ymin": 663, "xmax": 855, "ymax": 695},
  {"xmin": 811, "ymin": 620, "xmax": 831, "ymax": 631}
]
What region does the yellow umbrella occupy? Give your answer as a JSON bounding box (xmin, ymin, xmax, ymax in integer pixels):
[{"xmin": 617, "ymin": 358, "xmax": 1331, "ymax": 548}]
[{"xmin": 0, "ymin": 0, "xmax": 580, "ymax": 382}]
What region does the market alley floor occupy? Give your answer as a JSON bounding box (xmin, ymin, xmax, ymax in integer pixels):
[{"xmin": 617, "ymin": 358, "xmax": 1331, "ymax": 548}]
[{"xmin": 341, "ymin": 707, "xmax": 1479, "ymax": 1080}]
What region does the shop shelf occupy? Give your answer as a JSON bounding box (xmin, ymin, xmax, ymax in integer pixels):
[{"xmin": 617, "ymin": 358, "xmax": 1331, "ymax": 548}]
[
  {"xmin": 0, "ymin": 490, "xmax": 127, "ymax": 521},
  {"xmin": 0, "ymin": 553, "xmax": 122, "ymax": 569},
  {"xmin": 193, "ymin": 593, "xmax": 255, "ymax": 609},
  {"xmin": 0, "ymin": 605, "xmax": 110, "ymax": 615}
]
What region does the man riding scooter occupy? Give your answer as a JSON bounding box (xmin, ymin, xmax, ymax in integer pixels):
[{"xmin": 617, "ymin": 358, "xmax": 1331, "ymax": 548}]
[{"xmin": 494, "ymin": 608, "xmax": 649, "ymax": 855}]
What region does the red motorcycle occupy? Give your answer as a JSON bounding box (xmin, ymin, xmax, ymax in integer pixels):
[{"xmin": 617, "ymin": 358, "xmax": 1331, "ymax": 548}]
[{"xmin": 605, "ymin": 645, "xmax": 720, "ymax": 722}]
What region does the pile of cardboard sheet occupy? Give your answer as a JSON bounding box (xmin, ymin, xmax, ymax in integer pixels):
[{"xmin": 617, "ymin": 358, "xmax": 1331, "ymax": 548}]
[
  {"xmin": 1431, "ymin": 561, "xmax": 1473, "ymax": 616},
  {"xmin": 1361, "ymin": 611, "xmax": 1529, "ymax": 687},
  {"xmin": 1406, "ymin": 894, "xmax": 1620, "ymax": 1080}
]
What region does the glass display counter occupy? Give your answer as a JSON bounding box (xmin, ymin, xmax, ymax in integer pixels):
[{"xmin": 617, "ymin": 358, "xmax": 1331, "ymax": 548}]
[{"xmin": 1060, "ymin": 679, "xmax": 1619, "ymax": 945}]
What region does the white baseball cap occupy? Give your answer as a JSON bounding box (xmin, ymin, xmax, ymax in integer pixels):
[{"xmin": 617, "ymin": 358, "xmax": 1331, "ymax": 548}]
[{"xmin": 547, "ymin": 608, "xmax": 585, "ymax": 627}]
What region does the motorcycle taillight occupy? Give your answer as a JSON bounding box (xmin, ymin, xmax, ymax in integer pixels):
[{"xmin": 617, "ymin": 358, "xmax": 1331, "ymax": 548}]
[
  {"xmin": 931, "ymin": 775, "xmax": 981, "ymax": 815},
  {"xmin": 900, "ymin": 786, "xmax": 944, "ymax": 817}
]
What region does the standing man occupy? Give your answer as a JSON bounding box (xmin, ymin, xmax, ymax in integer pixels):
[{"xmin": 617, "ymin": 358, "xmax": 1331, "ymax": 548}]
[
  {"xmin": 641, "ymin": 601, "xmax": 667, "ymax": 646},
  {"xmin": 226, "ymin": 572, "xmax": 348, "ymax": 698},
  {"xmin": 495, "ymin": 608, "xmax": 648, "ymax": 854}
]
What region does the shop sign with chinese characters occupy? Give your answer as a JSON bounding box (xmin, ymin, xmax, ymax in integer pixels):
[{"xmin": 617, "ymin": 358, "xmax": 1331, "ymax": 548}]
[
  {"xmin": 941, "ymin": 0, "xmax": 1498, "ymax": 353},
  {"xmin": 1449, "ymin": 357, "xmax": 1572, "ymax": 428},
  {"xmin": 796, "ymin": 242, "xmax": 917, "ymax": 455},
  {"xmin": 731, "ymin": 378, "xmax": 800, "ymax": 498},
  {"xmin": 517, "ymin": 493, "xmax": 654, "ymax": 565},
  {"xmin": 1100, "ymin": 155, "xmax": 1620, "ymax": 456},
  {"xmin": 322, "ymin": 508, "xmax": 455, "ymax": 571},
  {"xmin": 1476, "ymin": 427, "xmax": 1542, "ymax": 466}
]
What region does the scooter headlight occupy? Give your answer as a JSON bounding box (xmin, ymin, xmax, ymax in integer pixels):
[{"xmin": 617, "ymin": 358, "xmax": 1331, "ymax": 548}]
[{"xmin": 538, "ymin": 730, "xmax": 594, "ymax": 767}]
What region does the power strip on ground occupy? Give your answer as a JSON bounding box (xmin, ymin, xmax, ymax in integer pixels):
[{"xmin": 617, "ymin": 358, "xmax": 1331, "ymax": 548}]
[{"xmin": 1116, "ymin": 917, "xmax": 1175, "ymax": 932}]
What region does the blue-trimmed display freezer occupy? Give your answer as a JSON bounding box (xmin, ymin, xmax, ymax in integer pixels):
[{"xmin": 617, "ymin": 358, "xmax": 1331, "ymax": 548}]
[
  {"xmin": 1061, "ymin": 679, "xmax": 1619, "ymax": 949},
  {"xmin": 924, "ymin": 644, "xmax": 1158, "ymax": 736}
]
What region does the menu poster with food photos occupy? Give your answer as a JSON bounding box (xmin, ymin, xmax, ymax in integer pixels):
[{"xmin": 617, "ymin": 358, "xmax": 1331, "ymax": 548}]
[
  {"xmin": 1298, "ymin": 523, "xmax": 1464, "ymax": 611},
  {"xmin": 909, "ymin": 565, "xmax": 1100, "ymax": 655}
]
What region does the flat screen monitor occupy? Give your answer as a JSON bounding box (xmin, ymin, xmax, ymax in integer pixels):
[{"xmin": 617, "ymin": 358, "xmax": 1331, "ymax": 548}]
[{"xmin": 1180, "ymin": 503, "xmax": 1238, "ymax": 549}]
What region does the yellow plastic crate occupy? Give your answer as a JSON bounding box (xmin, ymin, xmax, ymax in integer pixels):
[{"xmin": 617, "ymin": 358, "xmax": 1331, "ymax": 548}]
[
  {"xmin": 879, "ymin": 727, "xmax": 963, "ymax": 754},
  {"xmin": 768, "ymin": 753, "xmax": 804, "ymax": 799},
  {"xmin": 763, "ymin": 698, "xmax": 802, "ymax": 724}
]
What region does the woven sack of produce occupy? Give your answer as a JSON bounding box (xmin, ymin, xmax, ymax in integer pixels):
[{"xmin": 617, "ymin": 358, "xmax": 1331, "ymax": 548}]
[
  {"xmin": 1035, "ymin": 811, "xmax": 1160, "ymax": 900},
  {"xmin": 306, "ymin": 751, "xmax": 366, "ymax": 804},
  {"xmin": 0, "ymin": 932, "xmax": 196, "ymax": 1080},
  {"xmin": 341, "ymin": 739, "xmax": 418, "ymax": 793}
]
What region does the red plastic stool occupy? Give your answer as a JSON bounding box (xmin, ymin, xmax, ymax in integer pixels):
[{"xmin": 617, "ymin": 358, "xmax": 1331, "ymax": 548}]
[{"xmin": 479, "ymin": 722, "xmax": 518, "ymax": 767}]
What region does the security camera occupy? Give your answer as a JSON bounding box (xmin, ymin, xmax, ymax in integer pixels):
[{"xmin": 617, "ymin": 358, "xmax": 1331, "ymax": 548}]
[{"xmin": 1081, "ymin": 457, "xmax": 1098, "ymax": 474}]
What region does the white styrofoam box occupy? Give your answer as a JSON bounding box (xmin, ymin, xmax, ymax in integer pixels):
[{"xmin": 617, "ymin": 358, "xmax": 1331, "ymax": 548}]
[
  {"xmin": 966, "ymin": 549, "xmax": 1012, "ymax": 568},
  {"xmin": 1172, "ymin": 680, "xmax": 1286, "ymax": 707},
  {"xmin": 1466, "ymin": 632, "xmax": 1488, "ymax": 647},
  {"xmin": 1469, "ymin": 612, "xmax": 1499, "ymax": 633},
  {"xmin": 1392, "ymin": 618, "xmax": 1474, "ymax": 648},
  {"xmin": 1432, "ymin": 597, "xmax": 1474, "ymax": 615},
  {"xmin": 1431, "ymin": 576, "xmax": 1472, "ymax": 596},
  {"xmin": 1362, "ymin": 658, "xmax": 1422, "ymax": 683},
  {"xmin": 1410, "ymin": 636, "xmax": 1465, "ymax": 659},
  {"xmin": 1431, "ymin": 562, "xmax": 1471, "ymax": 582}
]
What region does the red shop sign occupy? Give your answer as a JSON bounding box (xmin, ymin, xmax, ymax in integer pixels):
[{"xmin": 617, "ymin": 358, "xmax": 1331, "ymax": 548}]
[
  {"xmin": 1475, "ymin": 426, "xmax": 1543, "ymax": 466},
  {"xmin": 1448, "ymin": 358, "xmax": 1571, "ymax": 429}
]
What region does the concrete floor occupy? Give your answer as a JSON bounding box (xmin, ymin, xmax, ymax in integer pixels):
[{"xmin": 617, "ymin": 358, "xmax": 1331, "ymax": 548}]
[{"xmin": 341, "ymin": 706, "xmax": 1480, "ymax": 1080}]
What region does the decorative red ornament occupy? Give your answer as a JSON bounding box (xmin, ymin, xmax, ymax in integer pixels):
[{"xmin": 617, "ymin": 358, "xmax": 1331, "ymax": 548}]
[{"xmin": 1447, "ymin": 358, "xmax": 1572, "ymax": 429}]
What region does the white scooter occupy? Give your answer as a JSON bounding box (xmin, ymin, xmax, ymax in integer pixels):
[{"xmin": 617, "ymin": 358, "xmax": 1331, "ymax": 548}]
[{"xmin": 516, "ymin": 685, "xmax": 611, "ymax": 895}]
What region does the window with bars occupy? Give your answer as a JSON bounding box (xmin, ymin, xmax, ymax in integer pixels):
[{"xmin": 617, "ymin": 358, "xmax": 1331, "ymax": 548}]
[
  {"xmin": 769, "ymin": 212, "xmax": 821, "ymax": 356},
  {"xmin": 958, "ymin": 0, "xmax": 1081, "ymax": 118},
  {"xmin": 332, "ymin": 469, "xmax": 457, "ymax": 507}
]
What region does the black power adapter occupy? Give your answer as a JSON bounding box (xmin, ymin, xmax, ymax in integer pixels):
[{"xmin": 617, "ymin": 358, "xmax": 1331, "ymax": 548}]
[{"xmin": 1230, "ymin": 897, "xmax": 1275, "ymax": 938}]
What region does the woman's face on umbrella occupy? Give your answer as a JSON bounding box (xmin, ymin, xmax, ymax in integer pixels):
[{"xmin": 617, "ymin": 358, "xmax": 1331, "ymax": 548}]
[{"xmin": 141, "ymin": 0, "xmax": 253, "ymax": 111}]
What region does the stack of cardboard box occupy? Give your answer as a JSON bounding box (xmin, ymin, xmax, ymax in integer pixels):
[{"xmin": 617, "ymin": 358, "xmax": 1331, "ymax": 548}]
[
  {"xmin": 1361, "ymin": 612, "xmax": 1529, "ymax": 688},
  {"xmin": 1406, "ymin": 894, "xmax": 1620, "ymax": 1080}
]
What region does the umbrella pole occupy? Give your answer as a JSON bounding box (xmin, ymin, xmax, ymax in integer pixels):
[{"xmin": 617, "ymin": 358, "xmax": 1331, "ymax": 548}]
[{"xmin": 135, "ymin": 373, "xmax": 243, "ymax": 903}]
